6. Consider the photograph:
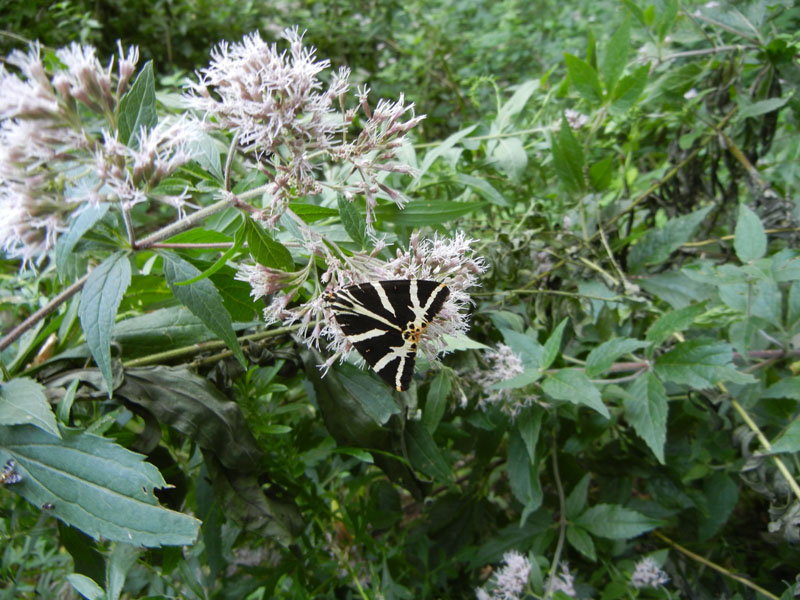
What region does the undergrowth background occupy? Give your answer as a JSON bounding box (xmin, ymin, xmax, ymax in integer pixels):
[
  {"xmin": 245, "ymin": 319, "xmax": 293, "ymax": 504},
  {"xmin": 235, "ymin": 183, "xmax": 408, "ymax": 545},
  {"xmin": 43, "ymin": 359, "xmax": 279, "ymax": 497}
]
[{"xmin": 2, "ymin": 0, "xmax": 800, "ymax": 598}]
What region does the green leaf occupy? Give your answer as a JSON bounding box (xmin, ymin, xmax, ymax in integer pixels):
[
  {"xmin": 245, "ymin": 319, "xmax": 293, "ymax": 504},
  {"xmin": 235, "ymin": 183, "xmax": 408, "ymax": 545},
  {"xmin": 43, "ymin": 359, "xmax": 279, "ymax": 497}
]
[
  {"xmin": 56, "ymin": 204, "xmax": 110, "ymax": 282},
  {"xmin": 656, "ymin": 0, "xmax": 678, "ymax": 42},
  {"xmin": 374, "ymin": 199, "xmax": 487, "ymax": 226},
  {"xmin": 336, "ymin": 363, "xmax": 401, "ymax": 427},
  {"xmin": 654, "ymin": 339, "xmax": 755, "ymax": 389},
  {"xmin": 566, "ymin": 525, "xmax": 596, "ymax": 560},
  {"xmin": 770, "ymin": 418, "xmax": 800, "ymax": 453},
  {"xmin": 67, "ymin": 573, "xmax": 105, "ymax": 600},
  {"xmin": 610, "ymin": 63, "xmax": 650, "ymax": 114},
  {"xmin": 541, "ymin": 318, "xmax": 568, "ymax": 370},
  {"xmin": 551, "ymin": 115, "xmax": 585, "ymax": 192},
  {"xmin": 628, "ymin": 206, "xmax": 712, "ymax": 272},
  {"xmin": 117, "ymin": 61, "xmax": 156, "ymax": 146},
  {"xmin": 78, "ymin": 252, "xmax": 132, "ymax": 393},
  {"xmin": 288, "ymin": 202, "xmax": 338, "ymax": 223},
  {"xmin": 244, "ymin": 218, "xmax": 294, "ymax": 271},
  {"xmin": 0, "ymin": 378, "xmax": 60, "ymax": 438},
  {"xmin": 422, "ymin": 369, "xmax": 451, "ymax": 433},
  {"xmin": 565, "ymin": 473, "xmax": 591, "ymax": 518},
  {"xmin": 186, "ymin": 132, "xmax": 223, "ymax": 183},
  {"xmin": 490, "ymin": 137, "xmax": 528, "ymax": 182},
  {"xmin": 405, "ymin": 420, "xmax": 453, "ymax": 484},
  {"xmin": 516, "ymin": 407, "xmax": 542, "ymax": 462},
  {"xmin": 585, "ymin": 338, "xmax": 649, "ymax": 377},
  {"xmin": 575, "ymin": 504, "xmax": 661, "ymax": 539},
  {"xmin": 500, "ymin": 329, "xmax": 544, "ymax": 367},
  {"xmin": 589, "ymin": 156, "xmax": 615, "ymax": 191},
  {"xmin": 107, "ymin": 543, "xmax": 140, "ymax": 600},
  {"xmin": 338, "ymin": 196, "xmax": 366, "ymax": 248},
  {"xmin": 763, "ymin": 377, "xmax": 800, "ymax": 401},
  {"xmin": 698, "ymin": 473, "xmax": 738, "ymax": 541},
  {"xmin": 564, "ymin": 52, "xmax": 603, "ymax": 103},
  {"xmin": 161, "ymin": 252, "xmax": 246, "ymax": 368},
  {"xmin": 624, "ymin": 373, "xmax": 668, "ymax": 464},
  {"xmin": 507, "ymin": 426, "xmax": 542, "ymax": 513},
  {"xmin": 2, "ymin": 424, "xmax": 200, "ymax": 546},
  {"xmin": 645, "ymin": 302, "xmax": 707, "ymax": 346},
  {"xmin": 734, "ymin": 204, "xmax": 767, "ymax": 262},
  {"xmin": 455, "ymin": 174, "xmax": 510, "ymax": 207},
  {"xmin": 412, "ymin": 124, "xmax": 477, "ymax": 187},
  {"xmin": 737, "ymin": 96, "xmax": 790, "ymax": 120},
  {"xmin": 542, "ymin": 369, "xmax": 609, "ymax": 418},
  {"xmin": 601, "ymin": 17, "xmax": 630, "ymax": 92}
]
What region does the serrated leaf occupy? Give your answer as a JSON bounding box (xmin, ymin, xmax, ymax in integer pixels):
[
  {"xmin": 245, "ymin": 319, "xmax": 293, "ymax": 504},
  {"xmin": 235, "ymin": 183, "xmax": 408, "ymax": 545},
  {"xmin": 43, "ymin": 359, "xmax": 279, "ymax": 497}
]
[
  {"xmin": 422, "ymin": 369, "xmax": 451, "ymax": 433},
  {"xmin": 564, "ymin": 53, "xmax": 603, "ymax": 103},
  {"xmin": 610, "ymin": 63, "xmax": 649, "ymax": 114},
  {"xmin": 374, "ymin": 199, "xmax": 486, "ymax": 226},
  {"xmin": 507, "ymin": 426, "xmax": 542, "ymax": 513},
  {"xmin": 2, "ymin": 424, "xmax": 200, "ymax": 546},
  {"xmin": 585, "ymin": 338, "xmax": 650, "ymax": 377},
  {"xmin": 336, "ymin": 363, "xmax": 400, "ymax": 427},
  {"xmin": 78, "ymin": 252, "xmax": 132, "ymax": 393},
  {"xmin": 412, "ymin": 124, "xmax": 477, "ymax": 187},
  {"xmin": 601, "ymin": 17, "xmax": 630, "ymax": 92},
  {"xmin": 491, "ymin": 137, "xmax": 528, "ymax": 182},
  {"xmin": 244, "ymin": 218, "xmax": 294, "ymax": 271},
  {"xmin": 338, "ymin": 196, "xmax": 366, "ymax": 247},
  {"xmin": 405, "ymin": 420, "xmax": 453, "ymax": 484},
  {"xmin": 0, "ymin": 378, "xmax": 60, "ymax": 438},
  {"xmin": 517, "ymin": 407, "xmax": 542, "ymax": 462},
  {"xmin": 499, "ymin": 328, "xmax": 544, "ymax": 367},
  {"xmin": 56, "ymin": 204, "xmax": 110, "ymax": 282},
  {"xmin": 118, "ymin": 61, "xmax": 156, "ymax": 146},
  {"xmin": 698, "ymin": 473, "xmax": 738, "ymax": 541},
  {"xmin": 161, "ymin": 252, "xmax": 246, "ymax": 368},
  {"xmin": 551, "ymin": 115, "xmax": 585, "ymax": 192},
  {"xmin": 737, "ymin": 96, "xmax": 790, "ymax": 119},
  {"xmin": 566, "ymin": 525, "xmax": 596, "ymax": 560},
  {"xmin": 763, "ymin": 377, "xmax": 800, "ymax": 400},
  {"xmin": 288, "ymin": 202, "xmax": 338, "ymax": 223},
  {"xmin": 628, "ymin": 206, "xmax": 712, "ymax": 272},
  {"xmin": 575, "ymin": 504, "xmax": 661, "ymax": 539},
  {"xmin": 734, "ymin": 204, "xmax": 767, "ymax": 262},
  {"xmin": 624, "ymin": 373, "xmax": 668, "ymax": 463},
  {"xmin": 107, "ymin": 543, "xmax": 140, "ymax": 600},
  {"xmin": 645, "ymin": 302, "xmax": 707, "ymax": 346},
  {"xmin": 770, "ymin": 418, "xmax": 800, "ymax": 453},
  {"xmin": 654, "ymin": 339, "xmax": 755, "ymax": 389},
  {"xmin": 541, "ymin": 318, "xmax": 568, "ymax": 370},
  {"xmin": 589, "ymin": 156, "xmax": 615, "ymax": 191},
  {"xmin": 186, "ymin": 132, "xmax": 223, "ymax": 182},
  {"xmin": 542, "ymin": 369, "xmax": 609, "ymax": 418}
]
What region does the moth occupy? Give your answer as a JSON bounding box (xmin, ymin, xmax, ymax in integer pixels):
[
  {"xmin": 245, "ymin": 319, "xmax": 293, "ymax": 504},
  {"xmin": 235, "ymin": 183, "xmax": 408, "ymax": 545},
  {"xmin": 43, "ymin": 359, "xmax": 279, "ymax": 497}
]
[
  {"xmin": 326, "ymin": 280, "xmax": 450, "ymax": 391},
  {"xmin": 0, "ymin": 459, "xmax": 22, "ymax": 485}
]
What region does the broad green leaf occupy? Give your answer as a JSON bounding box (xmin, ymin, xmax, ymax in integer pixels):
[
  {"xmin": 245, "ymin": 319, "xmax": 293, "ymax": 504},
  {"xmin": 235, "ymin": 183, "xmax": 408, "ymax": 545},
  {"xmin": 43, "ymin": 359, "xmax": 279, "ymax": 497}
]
[
  {"xmin": 442, "ymin": 333, "xmax": 491, "ymax": 350},
  {"xmin": 565, "ymin": 473, "xmax": 591, "ymax": 518},
  {"xmin": 491, "ymin": 368, "xmax": 543, "ymax": 390},
  {"xmin": 654, "ymin": 339, "xmax": 755, "ymax": 389},
  {"xmin": 610, "ymin": 64, "xmax": 650, "ymax": 114},
  {"xmin": 628, "ymin": 205, "xmax": 712, "ymax": 272},
  {"xmin": 245, "ymin": 218, "xmax": 294, "ymax": 271},
  {"xmin": 585, "ymin": 338, "xmax": 649, "ymax": 377},
  {"xmin": 56, "ymin": 203, "xmax": 110, "ymax": 282},
  {"xmin": 601, "ymin": 17, "xmax": 630, "ymax": 91},
  {"xmin": 698, "ymin": 473, "xmax": 738, "ymax": 541},
  {"xmin": 551, "ymin": 115, "xmax": 585, "ymax": 192},
  {"xmin": 67, "ymin": 574, "xmax": 105, "ymax": 600},
  {"xmin": 374, "ymin": 199, "xmax": 486, "ymax": 226},
  {"xmin": 566, "ymin": 525, "xmax": 596, "ymax": 560},
  {"xmin": 454, "ymin": 174, "xmax": 510, "ymax": 207},
  {"xmin": 2, "ymin": 424, "xmax": 200, "ymax": 546},
  {"xmin": 422, "ymin": 369, "xmax": 451, "ymax": 433},
  {"xmin": 589, "ymin": 156, "xmax": 615, "ymax": 191},
  {"xmin": 516, "ymin": 407, "xmax": 542, "ymax": 462},
  {"xmin": 496, "ymin": 79, "xmax": 539, "ymax": 125},
  {"xmin": 111, "ymin": 306, "xmax": 214, "ymax": 357},
  {"xmin": 288, "ymin": 202, "xmax": 338, "ymax": 223},
  {"xmin": 499, "ymin": 328, "xmax": 544, "ymax": 367},
  {"xmin": 507, "ymin": 426, "xmax": 542, "ymax": 513},
  {"xmin": 491, "ymin": 137, "xmax": 527, "ymax": 182},
  {"xmin": 638, "ymin": 269, "xmax": 716, "ymax": 309},
  {"xmin": 542, "ymin": 369, "xmax": 609, "ymax": 418},
  {"xmin": 574, "ymin": 503, "xmax": 661, "ymax": 539},
  {"xmin": 405, "ymin": 420, "xmax": 453, "ymax": 484},
  {"xmin": 737, "ymin": 96, "xmax": 790, "ymax": 120},
  {"xmin": 174, "ymin": 224, "xmax": 246, "ymax": 285},
  {"xmin": 541, "ymin": 318, "xmax": 568, "ymax": 370},
  {"xmin": 161, "ymin": 252, "xmax": 246, "ymax": 368},
  {"xmin": 656, "ymin": 0, "xmax": 678, "ymax": 42},
  {"xmin": 412, "ymin": 124, "xmax": 477, "ymax": 187},
  {"xmin": 336, "ymin": 363, "xmax": 400, "ymax": 427},
  {"xmin": 763, "ymin": 377, "xmax": 800, "ymax": 401},
  {"xmin": 564, "ymin": 53, "xmax": 603, "ymax": 103},
  {"xmin": 187, "ymin": 132, "xmax": 223, "ymax": 183},
  {"xmin": 0, "ymin": 378, "xmax": 60, "ymax": 438},
  {"xmin": 645, "ymin": 302, "xmax": 707, "ymax": 346},
  {"xmin": 79, "ymin": 251, "xmax": 132, "ymax": 393},
  {"xmin": 734, "ymin": 204, "xmax": 767, "ymax": 262},
  {"xmin": 770, "ymin": 418, "xmax": 800, "ymax": 453},
  {"xmin": 107, "ymin": 543, "xmax": 140, "ymax": 600},
  {"xmin": 118, "ymin": 61, "xmax": 156, "ymax": 146},
  {"xmin": 624, "ymin": 373, "xmax": 668, "ymax": 464},
  {"xmin": 338, "ymin": 196, "xmax": 366, "ymax": 248},
  {"xmin": 718, "ymin": 277, "xmax": 781, "ymax": 324}
]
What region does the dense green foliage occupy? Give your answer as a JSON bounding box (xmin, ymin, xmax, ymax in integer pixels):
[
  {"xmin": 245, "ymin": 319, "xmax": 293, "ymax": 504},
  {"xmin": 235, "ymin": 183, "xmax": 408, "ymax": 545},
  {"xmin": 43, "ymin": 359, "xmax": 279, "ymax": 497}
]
[{"xmin": 2, "ymin": 1, "xmax": 800, "ymax": 599}]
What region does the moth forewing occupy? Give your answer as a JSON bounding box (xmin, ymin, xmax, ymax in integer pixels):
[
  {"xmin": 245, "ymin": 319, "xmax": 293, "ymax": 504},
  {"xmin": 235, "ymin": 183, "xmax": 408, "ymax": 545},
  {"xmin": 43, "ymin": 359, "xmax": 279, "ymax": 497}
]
[{"xmin": 326, "ymin": 280, "xmax": 450, "ymax": 391}]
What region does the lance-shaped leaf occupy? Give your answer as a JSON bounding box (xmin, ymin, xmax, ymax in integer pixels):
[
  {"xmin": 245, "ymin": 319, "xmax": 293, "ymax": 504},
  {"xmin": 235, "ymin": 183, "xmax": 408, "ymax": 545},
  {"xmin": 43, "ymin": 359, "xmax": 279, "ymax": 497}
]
[
  {"xmin": 574, "ymin": 503, "xmax": 662, "ymax": 539},
  {"xmin": 654, "ymin": 339, "xmax": 755, "ymax": 389},
  {"xmin": 79, "ymin": 251, "xmax": 132, "ymax": 393},
  {"xmin": 542, "ymin": 369, "xmax": 609, "ymax": 418},
  {"xmin": 1, "ymin": 424, "xmax": 200, "ymax": 547},
  {"xmin": 118, "ymin": 61, "xmax": 156, "ymax": 146},
  {"xmin": 0, "ymin": 377, "xmax": 60, "ymax": 438}
]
